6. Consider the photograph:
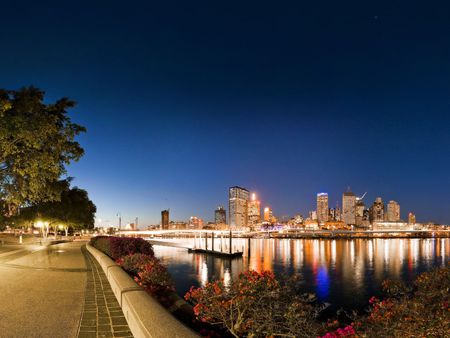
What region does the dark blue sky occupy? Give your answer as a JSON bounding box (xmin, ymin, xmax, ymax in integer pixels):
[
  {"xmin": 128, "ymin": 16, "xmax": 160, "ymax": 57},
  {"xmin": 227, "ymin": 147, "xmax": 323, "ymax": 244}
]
[{"xmin": 1, "ymin": 1, "xmax": 449, "ymax": 225}]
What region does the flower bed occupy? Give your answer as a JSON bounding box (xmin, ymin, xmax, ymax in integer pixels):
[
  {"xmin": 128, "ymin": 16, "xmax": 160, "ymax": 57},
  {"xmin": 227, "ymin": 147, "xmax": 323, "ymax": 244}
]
[
  {"xmin": 89, "ymin": 236, "xmax": 154, "ymax": 260},
  {"xmin": 185, "ymin": 266, "xmax": 450, "ymax": 337}
]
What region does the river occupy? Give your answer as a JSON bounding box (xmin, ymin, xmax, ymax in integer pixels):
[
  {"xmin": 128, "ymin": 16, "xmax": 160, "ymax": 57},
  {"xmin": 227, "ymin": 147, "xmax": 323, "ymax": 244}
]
[{"xmin": 152, "ymin": 237, "xmax": 449, "ymax": 313}]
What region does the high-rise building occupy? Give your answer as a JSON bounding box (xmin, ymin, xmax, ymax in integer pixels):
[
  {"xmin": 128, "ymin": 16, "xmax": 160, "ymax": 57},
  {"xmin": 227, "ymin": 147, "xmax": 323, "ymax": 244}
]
[
  {"xmin": 355, "ymin": 200, "xmax": 365, "ymax": 226},
  {"xmin": 248, "ymin": 193, "xmax": 261, "ymax": 227},
  {"xmin": 161, "ymin": 209, "xmax": 169, "ymax": 230},
  {"xmin": 342, "ymin": 190, "xmax": 356, "ymax": 225},
  {"xmin": 370, "ymin": 197, "xmax": 384, "ymax": 223},
  {"xmin": 386, "ymin": 200, "xmax": 401, "ymax": 222},
  {"xmin": 316, "ymin": 193, "xmax": 329, "ymax": 224},
  {"xmin": 229, "ymin": 186, "xmax": 249, "ymax": 228},
  {"xmin": 189, "ymin": 216, "xmax": 204, "ymax": 229},
  {"xmin": 263, "ymin": 207, "xmax": 273, "ymax": 222},
  {"xmin": 215, "ymin": 206, "xmax": 227, "ymax": 224},
  {"xmin": 408, "ymin": 212, "xmax": 416, "ymax": 225}
]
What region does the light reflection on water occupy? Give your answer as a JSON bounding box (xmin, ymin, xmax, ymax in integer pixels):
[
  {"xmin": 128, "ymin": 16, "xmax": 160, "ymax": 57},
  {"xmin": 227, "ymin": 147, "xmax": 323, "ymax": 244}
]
[{"xmin": 153, "ymin": 238, "xmax": 449, "ymax": 311}]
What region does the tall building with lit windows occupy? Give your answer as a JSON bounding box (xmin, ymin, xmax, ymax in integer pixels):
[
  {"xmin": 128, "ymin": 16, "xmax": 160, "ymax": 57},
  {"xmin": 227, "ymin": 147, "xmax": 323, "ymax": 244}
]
[
  {"xmin": 342, "ymin": 190, "xmax": 356, "ymax": 225},
  {"xmin": 386, "ymin": 200, "xmax": 400, "ymax": 222},
  {"xmin": 161, "ymin": 209, "xmax": 169, "ymax": 230},
  {"xmin": 215, "ymin": 206, "xmax": 227, "ymax": 224},
  {"xmin": 370, "ymin": 197, "xmax": 385, "ymax": 223},
  {"xmin": 248, "ymin": 193, "xmax": 261, "ymax": 227},
  {"xmin": 316, "ymin": 193, "xmax": 329, "ymax": 224},
  {"xmin": 229, "ymin": 186, "xmax": 249, "ymax": 228}
]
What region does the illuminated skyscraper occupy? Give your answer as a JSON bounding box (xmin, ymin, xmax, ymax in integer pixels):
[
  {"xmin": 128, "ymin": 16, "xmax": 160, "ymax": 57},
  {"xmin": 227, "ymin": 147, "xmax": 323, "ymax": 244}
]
[
  {"xmin": 316, "ymin": 193, "xmax": 329, "ymax": 224},
  {"xmin": 355, "ymin": 200, "xmax": 365, "ymax": 226},
  {"xmin": 215, "ymin": 206, "xmax": 227, "ymax": 224},
  {"xmin": 369, "ymin": 197, "xmax": 384, "ymax": 223},
  {"xmin": 248, "ymin": 193, "xmax": 261, "ymax": 227},
  {"xmin": 408, "ymin": 212, "xmax": 416, "ymax": 224},
  {"xmin": 229, "ymin": 186, "xmax": 249, "ymax": 228},
  {"xmin": 263, "ymin": 207, "xmax": 273, "ymax": 222},
  {"xmin": 386, "ymin": 200, "xmax": 400, "ymax": 222},
  {"xmin": 342, "ymin": 190, "xmax": 356, "ymax": 225},
  {"xmin": 161, "ymin": 209, "xmax": 169, "ymax": 230}
]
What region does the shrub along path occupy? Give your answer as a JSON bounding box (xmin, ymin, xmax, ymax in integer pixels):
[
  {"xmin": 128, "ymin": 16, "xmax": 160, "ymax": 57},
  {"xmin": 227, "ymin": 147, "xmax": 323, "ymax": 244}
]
[{"xmin": 78, "ymin": 246, "xmax": 133, "ymax": 338}]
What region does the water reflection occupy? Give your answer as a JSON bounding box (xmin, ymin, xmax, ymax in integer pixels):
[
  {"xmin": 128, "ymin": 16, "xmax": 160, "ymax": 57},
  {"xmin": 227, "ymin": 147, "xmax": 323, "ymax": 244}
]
[{"xmin": 153, "ymin": 238, "xmax": 450, "ymax": 311}]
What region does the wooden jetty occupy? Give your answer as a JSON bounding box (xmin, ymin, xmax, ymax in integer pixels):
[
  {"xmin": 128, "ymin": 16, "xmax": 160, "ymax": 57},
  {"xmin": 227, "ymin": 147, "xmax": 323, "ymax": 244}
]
[{"xmin": 187, "ymin": 248, "xmax": 243, "ymax": 258}]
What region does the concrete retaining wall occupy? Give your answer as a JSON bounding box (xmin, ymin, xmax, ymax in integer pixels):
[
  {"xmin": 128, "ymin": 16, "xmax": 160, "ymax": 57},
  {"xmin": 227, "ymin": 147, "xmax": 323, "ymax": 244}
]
[{"xmin": 86, "ymin": 244, "xmax": 198, "ymax": 338}]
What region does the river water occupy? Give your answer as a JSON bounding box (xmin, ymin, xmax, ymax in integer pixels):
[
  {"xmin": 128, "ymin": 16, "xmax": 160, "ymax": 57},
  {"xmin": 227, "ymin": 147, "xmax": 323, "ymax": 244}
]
[{"xmin": 152, "ymin": 237, "xmax": 449, "ymax": 313}]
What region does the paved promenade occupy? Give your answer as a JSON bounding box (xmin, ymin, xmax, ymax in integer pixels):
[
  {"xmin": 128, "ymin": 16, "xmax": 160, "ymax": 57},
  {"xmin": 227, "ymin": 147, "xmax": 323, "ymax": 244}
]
[{"xmin": 0, "ymin": 241, "xmax": 132, "ymax": 338}]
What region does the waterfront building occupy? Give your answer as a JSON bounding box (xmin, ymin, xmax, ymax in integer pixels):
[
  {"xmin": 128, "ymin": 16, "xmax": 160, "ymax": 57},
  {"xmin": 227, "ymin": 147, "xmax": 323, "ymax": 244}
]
[
  {"xmin": 355, "ymin": 200, "xmax": 365, "ymax": 226},
  {"xmin": 309, "ymin": 210, "xmax": 318, "ymax": 221},
  {"xmin": 161, "ymin": 209, "xmax": 169, "ymax": 230},
  {"xmin": 316, "ymin": 193, "xmax": 329, "ymax": 224},
  {"xmin": 342, "ymin": 190, "xmax": 356, "ymax": 225},
  {"xmin": 214, "ymin": 206, "xmax": 227, "ymax": 224},
  {"xmin": 370, "ymin": 197, "xmax": 385, "ymax": 223},
  {"xmin": 408, "ymin": 212, "xmax": 416, "ymax": 225},
  {"xmin": 229, "ymin": 186, "xmax": 249, "ymax": 228},
  {"xmin": 372, "ymin": 221, "xmax": 413, "ymax": 231},
  {"xmin": 248, "ymin": 193, "xmax": 261, "ymax": 227},
  {"xmin": 263, "ymin": 207, "xmax": 272, "ymax": 222},
  {"xmin": 386, "ymin": 200, "xmax": 401, "ymax": 222},
  {"xmin": 328, "ymin": 207, "xmax": 342, "ymax": 221},
  {"xmin": 189, "ymin": 216, "xmax": 204, "ymax": 229}
]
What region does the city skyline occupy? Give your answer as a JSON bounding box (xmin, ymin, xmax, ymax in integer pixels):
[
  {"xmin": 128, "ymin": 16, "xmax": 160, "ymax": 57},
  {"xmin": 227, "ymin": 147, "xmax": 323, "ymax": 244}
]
[{"xmin": 1, "ymin": 2, "xmax": 450, "ymax": 226}]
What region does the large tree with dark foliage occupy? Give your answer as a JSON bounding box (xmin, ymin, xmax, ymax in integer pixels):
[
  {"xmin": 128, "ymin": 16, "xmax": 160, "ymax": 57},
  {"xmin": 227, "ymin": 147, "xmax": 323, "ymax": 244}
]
[
  {"xmin": 19, "ymin": 187, "xmax": 96, "ymax": 235},
  {"xmin": 0, "ymin": 87, "xmax": 85, "ymax": 216}
]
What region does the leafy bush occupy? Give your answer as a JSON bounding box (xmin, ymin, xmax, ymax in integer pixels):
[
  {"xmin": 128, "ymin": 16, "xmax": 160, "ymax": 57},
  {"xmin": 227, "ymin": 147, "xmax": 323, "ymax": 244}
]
[
  {"xmin": 322, "ymin": 265, "xmax": 450, "ymax": 338},
  {"xmin": 185, "ymin": 270, "xmax": 323, "ymax": 338},
  {"xmin": 90, "ymin": 236, "xmax": 112, "ymax": 257},
  {"xmin": 352, "ymin": 265, "xmax": 450, "ymax": 337},
  {"xmin": 90, "ymin": 236, "xmax": 154, "ymax": 260},
  {"xmin": 109, "ymin": 237, "xmax": 154, "ymax": 260},
  {"xmin": 116, "ymin": 253, "xmax": 154, "ymax": 277},
  {"xmin": 134, "ymin": 256, "xmax": 175, "ymax": 296}
]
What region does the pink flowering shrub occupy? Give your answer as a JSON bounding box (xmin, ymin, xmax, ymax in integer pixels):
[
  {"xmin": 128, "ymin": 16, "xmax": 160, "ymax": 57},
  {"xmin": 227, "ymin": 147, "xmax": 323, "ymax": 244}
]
[{"xmin": 185, "ymin": 270, "xmax": 323, "ymax": 338}]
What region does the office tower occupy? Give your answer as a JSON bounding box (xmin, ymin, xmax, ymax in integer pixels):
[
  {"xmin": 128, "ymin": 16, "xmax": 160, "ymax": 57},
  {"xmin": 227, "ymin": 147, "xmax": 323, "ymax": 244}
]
[
  {"xmin": 161, "ymin": 209, "xmax": 169, "ymax": 230},
  {"xmin": 215, "ymin": 206, "xmax": 227, "ymax": 224},
  {"xmin": 309, "ymin": 210, "xmax": 318, "ymax": 221},
  {"xmin": 408, "ymin": 212, "xmax": 416, "ymax": 225},
  {"xmin": 248, "ymin": 193, "xmax": 261, "ymax": 227},
  {"xmin": 189, "ymin": 216, "xmax": 204, "ymax": 229},
  {"xmin": 316, "ymin": 193, "xmax": 329, "ymax": 224},
  {"xmin": 386, "ymin": 200, "xmax": 401, "ymax": 222},
  {"xmin": 369, "ymin": 197, "xmax": 384, "ymax": 223},
  {"xmin": 355, "ymin": 200, "xmax": 365, "ymax": 226},
  {"xmin": 342, "ymin": 190, "xmax": 356, "ymax": 225},
  {"xmin": 264, "ymin": 207, "xmax": 275, "ymax": 222},
  {"xmin": 229, "ymin": 186, "xmax": 249, "ymax": 228}
]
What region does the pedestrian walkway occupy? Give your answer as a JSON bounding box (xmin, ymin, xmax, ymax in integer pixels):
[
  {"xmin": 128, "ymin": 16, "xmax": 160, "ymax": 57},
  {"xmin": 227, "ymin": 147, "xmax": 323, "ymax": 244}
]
[{"xmin": 78, "ymin": 246, "xmax": 133, "ymax": 338}]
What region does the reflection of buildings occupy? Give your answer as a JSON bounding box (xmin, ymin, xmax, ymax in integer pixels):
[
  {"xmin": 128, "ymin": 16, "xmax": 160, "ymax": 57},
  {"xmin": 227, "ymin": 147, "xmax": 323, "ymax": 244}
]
[
  {"xmin": 161, "ymin": 209, "xmax": 169, "ymax": 230},
  {"xmin": 342, "ymin": 191, "xmax": 356, "ymax": 225},
  {"xmin": 248, "ymin": 193, "xmax": 261, "ymax": 227},
  {"xmin": 214, "ymin": 206, "xmax": 226, "ymax": 224},
  {"xmin": 229, "ymin": 186, "xmax": 249, "ymax": 228},
  {"xmin": 154, "ymin": 237, "xmax": 450, "ymax": 311},
  {"xmin": 317, "ymin": 193, "xmax": 329, "ymax": 224}
]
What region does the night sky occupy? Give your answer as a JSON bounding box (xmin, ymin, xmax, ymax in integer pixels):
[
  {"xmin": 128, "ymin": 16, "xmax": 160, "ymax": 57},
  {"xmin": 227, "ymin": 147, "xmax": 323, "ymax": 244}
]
[{"xmin": 1, "ymin": 1, "xmax": 449, "ymax": 225}]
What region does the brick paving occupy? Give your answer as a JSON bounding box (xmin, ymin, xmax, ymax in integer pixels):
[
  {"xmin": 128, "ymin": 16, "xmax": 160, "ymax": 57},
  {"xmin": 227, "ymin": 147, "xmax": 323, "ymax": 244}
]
[{"xmin": 78, "ymin": 246, "xmax": 133, "ymax": 338}]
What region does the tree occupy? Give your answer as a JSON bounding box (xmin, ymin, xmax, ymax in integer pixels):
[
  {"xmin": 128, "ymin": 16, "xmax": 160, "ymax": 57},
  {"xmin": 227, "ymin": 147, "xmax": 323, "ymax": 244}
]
[
  {"xmin": 0, "ymin": 87, "xmax": 85, "ymax": 216},
  {"xmin": 18, "ymin": 187, "xmax": 96, "ymax": 236}
]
